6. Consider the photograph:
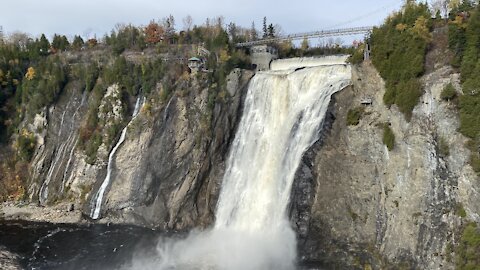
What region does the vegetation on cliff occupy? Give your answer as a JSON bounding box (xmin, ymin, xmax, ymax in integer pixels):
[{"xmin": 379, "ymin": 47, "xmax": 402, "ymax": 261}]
[
  {"xmin": 447, "ymin": 1, "xmax": 480, "ymax": 175},
  {"xmin": 370, "ymin": 1, "xmax": 432, "ymax": 121}
]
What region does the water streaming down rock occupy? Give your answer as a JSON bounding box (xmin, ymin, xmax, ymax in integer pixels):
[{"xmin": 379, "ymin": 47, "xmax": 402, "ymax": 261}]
[
  {"xmin": 132, "ymin": 56, "xmax": 351, "ymax": 270},
  {"xmin": 38, "ymin": 91, "xmax": 87, "ymax": 205},
  {"xmin": 90, "ymin": 97, "xmax": 143, "ymax": 219}
]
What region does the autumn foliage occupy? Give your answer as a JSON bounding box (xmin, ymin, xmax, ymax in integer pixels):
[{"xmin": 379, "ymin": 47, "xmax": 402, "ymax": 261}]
[{"xmin": 145, "ymin": 21, "xmax": 165, "ymax": 44}]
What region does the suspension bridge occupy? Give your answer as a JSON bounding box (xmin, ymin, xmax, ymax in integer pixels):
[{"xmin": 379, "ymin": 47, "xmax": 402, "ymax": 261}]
[{"xmin": 236, "ymin": 26, "xmax": 373, "ymax": 47}]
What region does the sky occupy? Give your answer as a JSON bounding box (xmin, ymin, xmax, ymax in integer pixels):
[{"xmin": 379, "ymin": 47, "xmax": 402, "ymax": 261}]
[{"xmin": 1, "ymin": 0, "xmax": 406, "ymax": 41}]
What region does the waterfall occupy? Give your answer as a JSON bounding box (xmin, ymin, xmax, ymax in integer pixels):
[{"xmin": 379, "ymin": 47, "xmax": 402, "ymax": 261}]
[
  {"xmin": 132, "ymin": 56, "xmax": 351, "ymax": 270},
  {"xmin": 90, "ymin": 97, "xmax": 143, "ymax": 220}
]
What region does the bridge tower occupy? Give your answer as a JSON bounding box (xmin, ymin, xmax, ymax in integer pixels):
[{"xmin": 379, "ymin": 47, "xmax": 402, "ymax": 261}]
[{"xmin": 250, "ymin": 44, "xmax": 278, "ymax": 71}]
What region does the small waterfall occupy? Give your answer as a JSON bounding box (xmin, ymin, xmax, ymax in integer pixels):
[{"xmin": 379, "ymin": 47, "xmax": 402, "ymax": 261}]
[
  {"xmin": 133, "ymin": 56, "xmax": 351, "ymax": 270},
  {"xmin": 90, "ymin": 97, "xmax": 142, "ymax": 219}
]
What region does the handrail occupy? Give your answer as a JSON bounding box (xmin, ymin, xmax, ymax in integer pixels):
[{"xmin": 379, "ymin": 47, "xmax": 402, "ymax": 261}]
[{"xmin": 236, "ymin": 26, "xmax": 373, "ymax": 47}]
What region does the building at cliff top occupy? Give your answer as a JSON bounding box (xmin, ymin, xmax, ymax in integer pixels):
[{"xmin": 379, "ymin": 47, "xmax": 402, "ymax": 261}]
[
  {"xmin": 250, "ymin": 44, "xmax": 278, "ymax": 71},
  {"xmin": 188, "ymin": 57, "xmax": 204, "ymax": 74}
]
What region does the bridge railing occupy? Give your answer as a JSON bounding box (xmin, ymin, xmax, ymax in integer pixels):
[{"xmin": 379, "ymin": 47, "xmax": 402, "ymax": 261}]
[{"xmin": 236, "ymin": 26, "xmax": 373, "ymax": 47}]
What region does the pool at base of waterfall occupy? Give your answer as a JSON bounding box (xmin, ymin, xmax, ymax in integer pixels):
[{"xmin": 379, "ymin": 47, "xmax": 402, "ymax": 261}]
[
  {"xmin": 0, "ymin": 221, "xmax": 325, "ymax": 270},
  {"xmin": 0, "ymin": 220, "xmax": 161, "ymax": 270}
]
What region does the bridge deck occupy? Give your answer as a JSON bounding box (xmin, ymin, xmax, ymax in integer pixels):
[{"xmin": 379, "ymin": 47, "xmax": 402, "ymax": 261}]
[{"xmin": 236, "ymin": 26, "xmax": 373, "ymax": 47}]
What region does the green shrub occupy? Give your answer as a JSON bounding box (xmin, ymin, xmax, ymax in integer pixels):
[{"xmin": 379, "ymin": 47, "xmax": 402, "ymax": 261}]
[
  {"xmin": 17, "ymin": 129, "xmax": 36, "ymax": 161},
  {"xmin": 438, "ymin": 136, "xmax": 450, "ymax": 157},
  {"xmin": 394, "ymin": 78, "xmax": 423, "ymax": 121},
  {"xmin": 470, "ymin": 152, "xmax": 480, "ymax": 174},
  {"xmin": 441, "ymin": 83, "xmax": 457, "ymax": 101},
  {"xmin": 346, "ymin": 106, "xmax": 365, "ymax": 126},
  {"xmin": 382, "ymin": 124, "xmax": 395, "ymax": 151},
  {"xmin": 370, "ymin": 1, "xmax": 431, "ymax": 121},
  {"xmin": 455, "ymin": 222, "xmax": 480, "ymax": 269},
  {"xmin": 455, "ymin": 203, "xmax": 467, "ymax": 218}
]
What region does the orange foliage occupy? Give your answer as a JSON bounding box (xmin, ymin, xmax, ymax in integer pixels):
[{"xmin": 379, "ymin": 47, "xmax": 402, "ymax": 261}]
[{"xmin": 145, "ymin": 21, "xmax": 165, "ymax": 44}]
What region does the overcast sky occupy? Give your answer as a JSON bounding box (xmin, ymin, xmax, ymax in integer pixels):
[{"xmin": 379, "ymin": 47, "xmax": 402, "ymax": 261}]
[{"xmin": 1, "ymin": 0, "xmax": 405, "ymax": 40}]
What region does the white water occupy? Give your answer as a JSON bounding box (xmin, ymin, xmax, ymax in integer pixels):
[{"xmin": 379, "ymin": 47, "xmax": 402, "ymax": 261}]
[
  {"xmin": 90, "ymin": 97, "xmax": 143, "ymax": 219},
  {"xmin": 270, "ymin": 55, "xmax": 350, "ymax": 71},
  {"xmin": 131, "ymin": 56, "xmax": 351, "ymax": 270}
]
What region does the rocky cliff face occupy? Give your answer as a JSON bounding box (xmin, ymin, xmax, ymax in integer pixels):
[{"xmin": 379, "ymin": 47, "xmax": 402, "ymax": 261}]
[
  {"xmin": 296, "ymin": 63, "xmax": 479, "ymax": 269},
  {"xmin": 13, "ymin": 56, "xmax": 480, "ymax": 268},
  {"xmin": 23, "ymin": 67, "xmax": 253, "ymax": 229},
  {"xmin": 96, "ymin": 69, "xmax": 253, "ymax": 228}
]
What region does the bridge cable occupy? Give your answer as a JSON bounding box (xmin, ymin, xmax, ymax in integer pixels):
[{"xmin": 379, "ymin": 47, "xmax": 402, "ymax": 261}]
[{"xmin": 325, "ymin": 0, "xmax": 403, "ymax": 30}]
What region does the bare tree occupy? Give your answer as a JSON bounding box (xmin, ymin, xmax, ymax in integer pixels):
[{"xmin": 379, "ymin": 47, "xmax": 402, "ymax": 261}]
[
  {"xmin": 431, "ymin": 0, "xmax": 450, "ymax": 18},
  {"xmin": 8, "ymin": 31, "xmax": 30, "ymax": 50},
  {"xmin": 273, "ymin": 24, "xmax": 284, "ymax": 37},
  {"xmin": 182, "ymin": 15, "xmax": 193, "ymax": 31}
]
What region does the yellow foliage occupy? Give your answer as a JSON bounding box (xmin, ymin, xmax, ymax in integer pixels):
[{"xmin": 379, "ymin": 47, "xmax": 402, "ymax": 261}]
[
  {"xmin": 219, "ymin": 48, "xmax": 230, "ymax": 63},
  {"xmin": 396, "ymin": 23, "xmax": 408, "ymax": 32},
  {"xmin": 141, "ymin": 102, "xmax": 152, "ymax": 117},
  {"xmin": 451, "ymin": 15, "xmax": 467, "ymax": 28},
  {"xmin": 411, "ymin": 16, "xmax": 431, "ymax": 42},
  {"xmin": 25, "ymin": 66, "xmax": 36, "ymax": 80},
  {"xmin": 449, "ymin": 0, "xmax": 460, "ymax": 10}
]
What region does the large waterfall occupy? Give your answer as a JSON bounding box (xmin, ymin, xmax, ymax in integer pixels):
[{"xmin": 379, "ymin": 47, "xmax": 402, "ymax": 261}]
[{"xmin": 131, "ymin": 56, "xmax": 351, "ymax": 270}]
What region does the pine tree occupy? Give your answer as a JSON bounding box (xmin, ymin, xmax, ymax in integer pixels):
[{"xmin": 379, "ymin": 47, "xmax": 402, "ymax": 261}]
[
  {"xmin": 262, "ymin": 17, "xmax": 268, "ymax": 38},
  {"xmin": 38, "ymin": 34, "xmax": 50, "ymax": 56},
  {"xmin": 72, "ymin": 35, "xmax": 84, "ymax": 50},
  {"xmin": 251, "ymin": 21, "xmax": 258, "ymax": 41},
  {"xmin": 268, "ymin": 23, "xmax": 275, "ymax": 38}
]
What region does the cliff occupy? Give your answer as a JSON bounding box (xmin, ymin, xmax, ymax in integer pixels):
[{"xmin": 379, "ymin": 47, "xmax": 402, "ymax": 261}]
[
  {"xmin": 296, "ymin": 62, "xmax": 479, "ymax": 269},
  {"xmin": 2, "ymin": 54, "xmax": 479, "ymax": 269}
]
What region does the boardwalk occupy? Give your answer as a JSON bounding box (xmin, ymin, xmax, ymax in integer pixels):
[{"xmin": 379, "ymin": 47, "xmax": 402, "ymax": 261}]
[{"xmin": 236, "ymin": 26, "xmax": 373, "ymax": 47}]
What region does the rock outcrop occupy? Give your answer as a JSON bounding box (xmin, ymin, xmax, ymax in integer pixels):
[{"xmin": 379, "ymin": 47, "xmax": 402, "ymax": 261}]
[
  {"xmin": 295, "ymin": 62, "xmax": 479, "ymax": 269},
  {"xmin": 88, "ymin": 69, "xmax": 253, "ymax": 229}
]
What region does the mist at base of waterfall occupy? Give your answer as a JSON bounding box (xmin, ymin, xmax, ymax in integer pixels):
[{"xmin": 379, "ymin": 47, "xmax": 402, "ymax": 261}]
[{"xmin": 128, "ymin": 224, "xmax": 296, "ymax": 270}]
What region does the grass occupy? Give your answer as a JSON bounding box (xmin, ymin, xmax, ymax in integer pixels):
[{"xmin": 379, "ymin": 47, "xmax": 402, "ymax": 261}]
[
  {"xmin": 382, "ymin": 124, "xmax": 395, "ymax": 151},
  {"xmin": 346, "ymin": 106, "xmax": 365, "ymax": 126},
  {"xmin": 455, "ymin": 222, "xmax": 480, "ymax": 269},
  {"xmin": 441, "ymin": 83, "xmax": 457, "ymax": 101},
  {"xmin": 438, "ymin": 136, "xmax": 450, "ymax": 157}
]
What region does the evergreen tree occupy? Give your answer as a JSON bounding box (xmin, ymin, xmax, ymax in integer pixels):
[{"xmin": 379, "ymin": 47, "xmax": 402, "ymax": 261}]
[
  {"xmin": 38, "ymin": 34, "xmax": 50, "ymax": 56},
  {"xmin": 262, "ymin": 17, "xmax": 268, "ymax": 38},
  {"xmin": 267, "ymin": 23, "xmax": 275, "ymax": 38},
  {"xmin": 72, "ymin": 35, "xmax": 84, "ymax": 50},
  {"xmin": 251, "ymin": 21, "xmax": 258, "ymax": 41},
  {"xmin": 52, "ymin": 34, "xmax": 69, "ymax": 51}
]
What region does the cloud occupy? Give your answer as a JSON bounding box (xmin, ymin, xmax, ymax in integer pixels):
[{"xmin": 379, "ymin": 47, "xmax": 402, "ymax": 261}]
[{"xmin": 0, "ymin": 0, "xmax": 402, "ymax": 39}]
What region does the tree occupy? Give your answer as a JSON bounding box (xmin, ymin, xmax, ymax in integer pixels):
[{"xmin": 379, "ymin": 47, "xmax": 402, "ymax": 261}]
[
  {"xmin": 52, "ymin": 34, "xmax": 69, "ymax": 51},
  {"xmin": 250, "ymin": 21, "xmax": 258, "ymax": 41},
  {"xmin": 227, "ymin": 22, "xmax": 238, "ymax": 42},
  {"xmin": 72, "ymin": 35, "xmax": 84, "ymax": 50},
  {"xmin": 182, "ymin": 15, "xmax": 193, "ymax": 31},
  {"xmin": 38, "ymin": 34, "xmax": 50, "ymax": 56},
  {"xmin": 267, "ymin": 23, "xmax": 275, "ymax": 38},
  {"xmin": 25, "ymin": 67, "xmax": 35, "ymax": 80},
  {"xmin": 145, "ymin": 21, "xmax": 164, "ymax": 45},
  {"xmin": 301, "ymin": 37, "xmax": 309, "ymax": 51},
  {"xmin": 163, "ymin": 15, "xmax": 176, "ymax": 41},
  {"xmin": 431, "ymin": 0, "xmax": 450, "ymax": 19},
  {"xmin": 87, "ymin": 38, "xmax": 97, "ymax": 48},
  {"xmin": 262, "ymin": 17, "xmax": 268, "ymax": 38}
]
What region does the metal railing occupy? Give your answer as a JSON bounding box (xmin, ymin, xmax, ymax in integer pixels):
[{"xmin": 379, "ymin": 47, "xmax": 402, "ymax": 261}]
[{"xmin": 236, "ymin": 26, "xmax": 373, "ymax": 47}]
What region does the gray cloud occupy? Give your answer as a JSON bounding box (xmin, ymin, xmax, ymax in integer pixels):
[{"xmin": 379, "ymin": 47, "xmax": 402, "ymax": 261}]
[{"xmin": 1, "ymin": 0, "xmax": 403, "ymax": 39}]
